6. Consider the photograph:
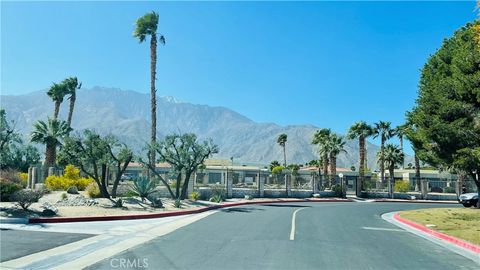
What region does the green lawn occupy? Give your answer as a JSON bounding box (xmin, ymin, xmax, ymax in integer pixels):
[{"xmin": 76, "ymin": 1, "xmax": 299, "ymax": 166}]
[{"xmin": 399, "ymin": 208, "xmax": 480, "ymax": 245}]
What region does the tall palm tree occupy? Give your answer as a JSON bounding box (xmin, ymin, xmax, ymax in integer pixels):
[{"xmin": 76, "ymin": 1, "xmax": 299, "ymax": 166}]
[
  {"xmin": 277, "ymin": 134, "xmax": 288, "ymax": 167},
  {"xmin": 47, "ymin": 82, "xmax": 68, "ymax": 119},
  {"xmin": 394, "ymin": 124, "xmax": 408, "ymax": 169},
  {"xmin": 30, "ymin": 118, "xmax": 71, "ymax": 167},
  {"xmin": 373, "ymin": 121, "xmax": 394, "ymax": 183},
  {"xmin": 327, "ymin": 134, "xmax": 347, "ymax": 186},
  {"xmin": 347, "ymin": 121, "xmax": 373, "ymax": 192},
  {"xmin": 134, "ymin": 11, "xmax": 165, "ymax": 170},
  {"xmin": 62, "ymin": 77, "xmax": 82, "ymax": 128},
  {"xmin": 312, "ymin": 128, "xmax": 332, "ymax": 185},
  {"xmin": 380, "ymin": 144, "xmax": 404, "ymax": 197}
]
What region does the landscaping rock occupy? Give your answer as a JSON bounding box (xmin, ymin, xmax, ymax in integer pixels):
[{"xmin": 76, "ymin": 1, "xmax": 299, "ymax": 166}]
[
  {"xmin": 67, "ymin": 186, "xmax": 79, "ymax": 194},
  {"xmin": 56, "ymin": 195, "xmax": 98, "ymax": 207},
  {"xmin": 312, "ymin": 193, "xmax": 321, "ymax": 198},
  {"xmin": 42, "ymin": 209, "xmax": 57, "ymax": 217},
  {"xmin": 151, "ymin": 197, "xmax": 163, "ymax": 208},
  {"xmin": 42, "ymin": 202, "xmax": 58, "ymax": 216}
]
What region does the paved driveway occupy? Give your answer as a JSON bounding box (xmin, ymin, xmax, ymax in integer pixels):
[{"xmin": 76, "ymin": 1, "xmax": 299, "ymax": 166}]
[{"xmin": 0, "ymin": 229, "xmax": 93, "ymax": 262}]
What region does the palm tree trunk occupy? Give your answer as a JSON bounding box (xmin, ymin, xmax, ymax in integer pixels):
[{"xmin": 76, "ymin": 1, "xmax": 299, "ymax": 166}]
[
  {"xmin": 323, "ymin": 153, "xmax": 329, "ymax": 186},
  {"xmin": 67, "ymin": 93, "xmax": 76, "ymax": 127},
  {"xmin": 359, "ymin": 136, "xmax": 365, "ymax": 191},
  {"xmin": 150, "ymin": 34, "xmax": 158, "ymax": 172},
  {"xmin": 330, "ymin": 154, "xmax": 336, "ymax": 187},
  {"xmin": 282, "ymin": 145, "xmax": 287, "ymax": 167},
  {"xmin": 414, "ymin": 153, "xmax": 421, "ymax": 191},
  {"xmin": 45, "ymin": 143, "xmax": 56, "ymax": 167},
  {"xmin": 380, "ymin": 136, "xmax": 385, "ymax": 183},
  {"xmin": 399, "ymin": 136, "xmax": 404, "ymax": 169},
  {"xmin": 53, "ymin": 101, "xmax": 61, "ymax": 119},
  {"xmin": 389, "ymin": 165, "xmax": 395, "ymax": 198}
]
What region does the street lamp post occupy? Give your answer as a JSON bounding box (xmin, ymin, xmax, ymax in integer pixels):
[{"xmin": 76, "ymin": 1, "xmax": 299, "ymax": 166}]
[{"xmin": 339, "ymin": 173, "xmax": 345, "ymax": 198}]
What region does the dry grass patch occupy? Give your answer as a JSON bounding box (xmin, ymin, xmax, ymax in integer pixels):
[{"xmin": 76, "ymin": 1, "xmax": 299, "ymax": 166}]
[{"xmin": 399, "ymin": 208, "xmax": 480, "ymax": 245}]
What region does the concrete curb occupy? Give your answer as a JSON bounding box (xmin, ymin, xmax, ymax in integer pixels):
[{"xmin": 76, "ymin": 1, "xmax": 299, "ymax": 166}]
[
  {"xmin": 28, "ymin": 198, "xmax": 352, "ymax": 224},
  {"xmin": 373, "ymin": 199, "xmax": 458, "ymax": 204},
  {"xmin": 382, "ymin": 212, "xmax": 480, "ymax": 264},
  {"xmin": 393, "ymin": 213, "xmax": 480, "ymax": 254}
]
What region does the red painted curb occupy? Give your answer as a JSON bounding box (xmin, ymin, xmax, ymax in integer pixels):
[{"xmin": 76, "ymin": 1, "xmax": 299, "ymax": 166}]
[
  {"xmin": 28, "ymin": 198, "xmax": 352, "ymax": 224},
  {"xmin": 393, "ymin": 213, "xmax": 480, "ymax": 254}
]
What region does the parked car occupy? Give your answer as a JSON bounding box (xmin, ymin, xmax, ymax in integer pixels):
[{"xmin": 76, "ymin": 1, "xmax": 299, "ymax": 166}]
[{"xmin": 458, "ymin": 193, "xmax": 479, "ymax": 207}]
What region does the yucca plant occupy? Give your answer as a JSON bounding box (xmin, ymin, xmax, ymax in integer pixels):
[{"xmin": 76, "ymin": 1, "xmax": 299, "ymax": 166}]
[{"xmin": 130, "ymin": 176, "xmax": 157, "ymax": 203}]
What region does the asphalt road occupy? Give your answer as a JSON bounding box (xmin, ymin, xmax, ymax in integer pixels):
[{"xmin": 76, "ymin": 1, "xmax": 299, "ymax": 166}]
[
  {"xmin": 0, "ymin": 229, "xmax": 93, "ymax": 262},
  {"xmin": 87, "ymin": 202, "xmax": 479, "ymax": 270}
]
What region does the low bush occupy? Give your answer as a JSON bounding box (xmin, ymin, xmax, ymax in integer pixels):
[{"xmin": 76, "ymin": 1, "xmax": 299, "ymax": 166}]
[
  {"xmin": 18, "ymin": 173, "xmax": 28, "ymax": 187},
  {"xmin": 11, "ymin": 189, "xmax": 44, "ymax": 210},
  {"xmin": 210, "ymin": 184, "xmax": 226, "ymax": 201},
  {"xmin": 443, "ymin": 186, "xmax": 456, "ymax": 194},
  {"xmin": 61, "ymin": 193, "xmax": 68, "ymax": 200},
  {"xmin": 86, "ymin": 182, "xmax": 101, "ymax": 198},
  {"xmin": 331, "ymin": 184, "xmax": 345, "ymax": 197},
  {"xmin": 130, "ymin": 176, "xmax": 157, "ymax": 202},
  {"xmin": 394, "ymin": 181, "xmax": 410, "ymax": 193},
  {"xmin": 209, "ymin": 194, "xmax": 223, "ymax": 203},
  {"xmin": 45, "ymin": 165, "xmax": 93, "ymax": 191},
  {"xmin": 174, "ymin": 199, "xmax": 181, "ymax": 208},
  {"xmin": 0, "ymin": 179, "xmax": 23, "ymax": 201},
  {"xmin": 189, "ymin": 191, "xmax": 200, "ymax": 201},
  {"xmin": 1, "ymin": 169, "xmax": 26, "ymax": 187}
]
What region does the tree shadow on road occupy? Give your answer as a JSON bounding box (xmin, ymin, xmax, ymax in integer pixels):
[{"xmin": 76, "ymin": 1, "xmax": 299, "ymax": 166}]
[
  {"xmin": 261, "ymin": 204, "xmax": 311, "ymax": 208},
  {"xmin": 220, "ymin": 207, "xmax": 265, "ymax": 213}
]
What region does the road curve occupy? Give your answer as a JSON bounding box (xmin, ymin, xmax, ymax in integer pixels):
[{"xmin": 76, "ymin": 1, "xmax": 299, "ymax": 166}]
[{"xmin": 87, "ymin": 202, "xmax": 479, "ymax": 270}]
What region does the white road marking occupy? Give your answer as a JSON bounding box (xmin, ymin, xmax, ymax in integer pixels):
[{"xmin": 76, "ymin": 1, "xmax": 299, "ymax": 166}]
[
  {"xmin": 362, "ymin": 226, "xmax": 405, "ymax": 232},
  {"xmin": 289, "ymin": 208, "xmax": 306, "ymax": 241}
]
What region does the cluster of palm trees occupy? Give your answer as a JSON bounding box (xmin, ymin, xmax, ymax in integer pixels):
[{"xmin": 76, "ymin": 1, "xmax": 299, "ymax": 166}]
[
  {"xmin": 311, "ymin": 128, "xmax": 346, "ymax": 188},
  {"xmin": 270, "ymin": 121, "xmax": 411, "ymax": 193},
  {"xmin": 31, "ymin": 77, "xmax": 81, "ymax": 167}
]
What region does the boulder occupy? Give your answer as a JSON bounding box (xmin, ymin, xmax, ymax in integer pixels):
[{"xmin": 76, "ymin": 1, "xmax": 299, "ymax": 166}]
[{"xmin": 67, "ymin": 186, "xmax": 79, "ymax": 194}]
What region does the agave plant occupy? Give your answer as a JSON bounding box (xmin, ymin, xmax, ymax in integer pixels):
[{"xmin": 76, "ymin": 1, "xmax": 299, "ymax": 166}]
[{"xmin": 130, "ymin": 176, "xmax": 157, "ymax": 203}]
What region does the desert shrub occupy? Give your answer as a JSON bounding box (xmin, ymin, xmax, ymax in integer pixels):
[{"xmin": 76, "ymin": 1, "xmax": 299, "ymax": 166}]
[
  {"xmin": 331, "ymin": 184, "xmax": 345, "ymax": 197},
  {"xmin": 210, "ymin": 184, "xmax": 226, "ymax": 201},
  {"xmin": 130, "ymin": 176, "xmax": 157, "ymax": 202},
  {"xmin": 0, "ymin": 179, "xmax": 23, "ymax": 201},
  {"xmin": 61, "ymin": 193, "xmax": 68, "ymax": 200},
  {"xmin": 394, "ymin": 181, "xmax": 410, "ymax": 193},
  {"xmin": 86, "ymin": 182, "xmax": 101, "ymax": 198},
  {"xmin": 443, "ymin": 186, "xmax": 456, "ymax": 194},
  {"xmin": 174, "ymin": 199, "xmax": 181, "ymax": 208},
  {"xmin": 189, "ymin": 191, "xmax": 200, "ymax": 201},
  {"xmin": 18, "ymin": 173, "xmax": 28, "ymax": 187},
  {"xmin": 11, "ymin": 189, "xmax": 44, "ymax": 210},
  {"xmin": 209, "ymin": 194, "xmax": 223, "ymax": 203},
  {"xmin": 45, "ymin": 165, "xmax": 93, "ymax": 191},
  {"xmin": 0, "ymin": 169, "xmax": 25, "ymax": 187}
]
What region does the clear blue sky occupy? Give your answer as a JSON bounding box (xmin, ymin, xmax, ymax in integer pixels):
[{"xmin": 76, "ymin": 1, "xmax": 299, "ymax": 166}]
[{"xmin": 1, "ymin": 1, "xmax": 478, "ymax": 154}]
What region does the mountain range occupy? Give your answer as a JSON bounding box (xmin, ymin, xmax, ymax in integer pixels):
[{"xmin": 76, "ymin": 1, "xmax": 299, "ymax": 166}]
[{"xmin": 1, "ymin": 87, "xmax": 407, "ymax": 168}]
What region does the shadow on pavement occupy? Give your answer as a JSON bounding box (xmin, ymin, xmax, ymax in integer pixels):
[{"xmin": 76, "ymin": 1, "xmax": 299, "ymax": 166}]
[
  {"xmin": 220, "ymin": 207, "xmax": 265, "ymax": 213},
  {"xmin": 262, "ymin": 204, "xmax": 311, "ymax": 208}
]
